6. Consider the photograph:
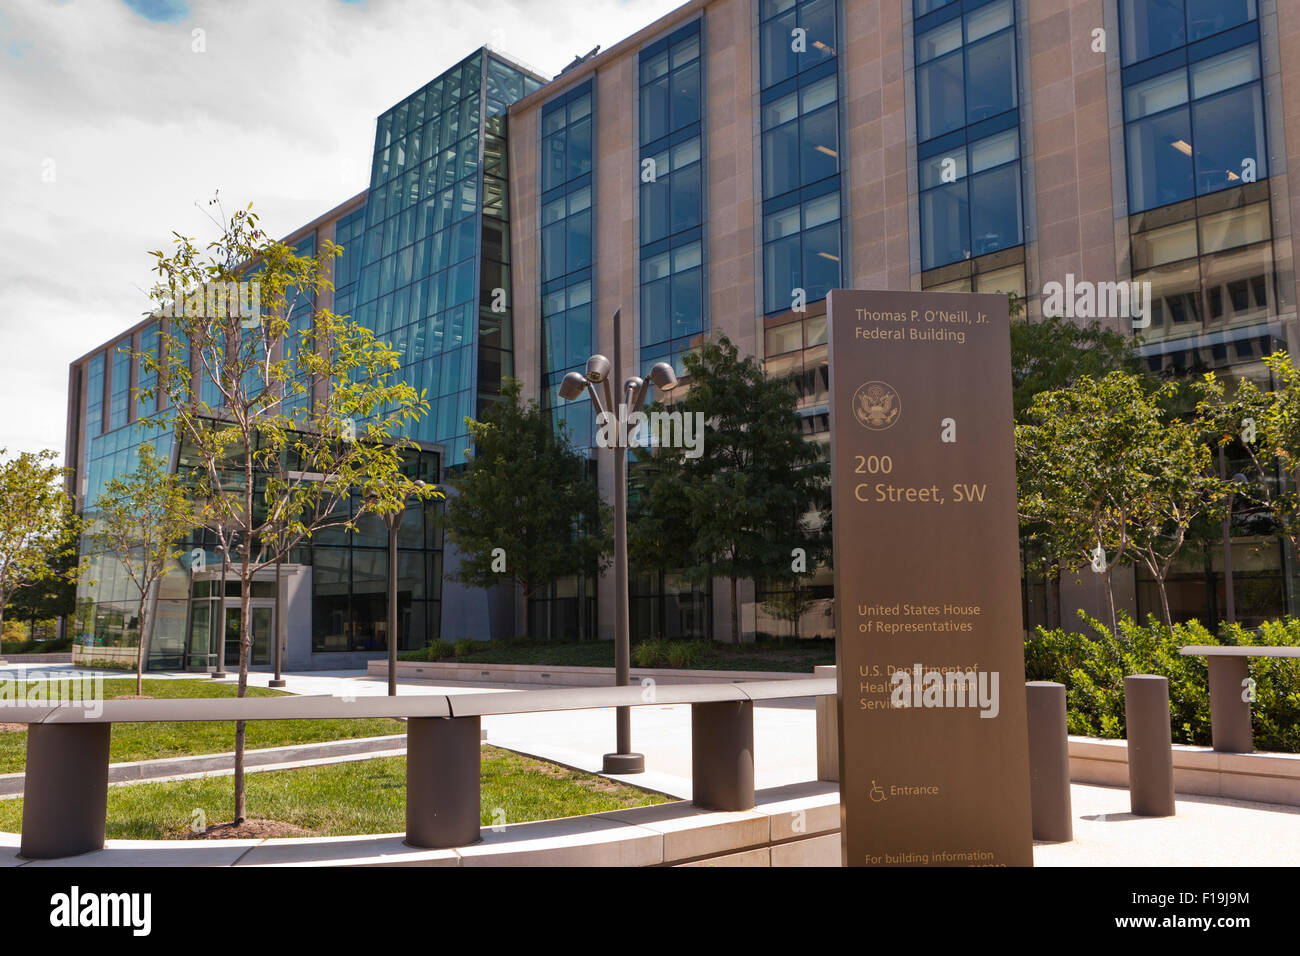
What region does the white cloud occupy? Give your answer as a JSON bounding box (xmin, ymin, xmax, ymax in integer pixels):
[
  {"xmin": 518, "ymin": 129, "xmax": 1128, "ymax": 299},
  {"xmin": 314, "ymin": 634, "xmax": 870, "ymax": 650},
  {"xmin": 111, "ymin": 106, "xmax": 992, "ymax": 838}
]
[{"xmin": 0, "ymin": 0, "xmax": 685, "ymax": 460}]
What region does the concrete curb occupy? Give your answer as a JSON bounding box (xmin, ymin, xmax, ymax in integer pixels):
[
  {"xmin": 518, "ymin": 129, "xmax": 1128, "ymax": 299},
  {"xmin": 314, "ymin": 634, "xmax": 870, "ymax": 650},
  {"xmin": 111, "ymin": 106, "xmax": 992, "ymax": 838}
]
[{"xmin": 372, "ymin": 659, "xmax": 815, "ymax": 687}]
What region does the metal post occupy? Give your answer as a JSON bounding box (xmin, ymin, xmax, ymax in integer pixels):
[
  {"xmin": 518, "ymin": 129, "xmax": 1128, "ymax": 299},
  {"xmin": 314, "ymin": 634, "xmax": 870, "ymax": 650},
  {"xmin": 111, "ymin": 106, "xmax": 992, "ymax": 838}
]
[
  {"xmin": 690, "ymin": 699, "xmax": 755, "ymax": 810},
  {"xmin": 1026, "ymin": 681, "xmax": 1072, "ymax": 842},
  {"xmin": 1207, "ymin": 655, "xmax": 1253, "ymax": 753},
  {"xmin": 212, "ymin": 543, "xmax": 228, "ymax": 679},
  {"xmin": 20, "ymin": 723, "xmax": 111, "ymax": 859},
  {"xmin": 387, "ymin": 510, "xmax": 403, "ymax": 697},
  {"xmin": 405, "ymin": 715, "xmax": 481, "ymax": 848},
  {"xmin": 1124, "ymin": 674, "xmax": 1176, "ymax": 817},
  {"xmin": 603, "ymin": 310, "xmax": 643, "ymax": 774},
  {"xmin": 269, "ymin": 545, "xmax": 286, "ymax": 688}
]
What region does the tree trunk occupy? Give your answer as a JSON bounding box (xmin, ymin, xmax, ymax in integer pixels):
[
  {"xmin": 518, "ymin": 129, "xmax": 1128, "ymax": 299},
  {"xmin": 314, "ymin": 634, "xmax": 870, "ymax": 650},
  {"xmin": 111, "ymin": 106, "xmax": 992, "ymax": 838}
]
[
  {"xmin": 135, "ymin": 592, "xmax": 149, "ymax": 698},
  {"xmin": 1103, "ymin": 566, "xmax": 1118, "ymax": 637},
  {"xmin": 729, "ymin": 575, "xmax": 739, "ymax": 644},
  {"xmin": 1156, "ymin": 571, "xmax": 1173, "ymax": 630},
  {"xmin": 234, "ymin": 573, "xmax": 251, "ymax": 824}
]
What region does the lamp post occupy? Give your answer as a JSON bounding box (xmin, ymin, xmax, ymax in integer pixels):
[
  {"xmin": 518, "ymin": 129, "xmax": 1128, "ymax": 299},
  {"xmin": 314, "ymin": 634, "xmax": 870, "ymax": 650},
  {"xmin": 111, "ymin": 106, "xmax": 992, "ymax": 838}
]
[
  {"xmin": 269, "ymin": 529, "xmax": 286, "ymax": 689},
  {"xmin": 559, "ymin": 308, "xmax": 678, "ymax": 774},
  {"xmin": 212, "ymin": 540, "xmax": 229, "ymax": 680},
  {"xmin": 371, "ymin": 481, "xmax": 427, "ymax": 697}
]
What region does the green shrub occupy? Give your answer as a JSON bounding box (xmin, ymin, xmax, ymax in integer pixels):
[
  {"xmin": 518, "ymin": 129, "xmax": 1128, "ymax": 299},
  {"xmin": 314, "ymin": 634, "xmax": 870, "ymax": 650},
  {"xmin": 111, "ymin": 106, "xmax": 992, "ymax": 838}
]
[
  {"xmin": 635, "ymin": 639, "xmax": 669, "ymax": 668},
  {"xmin": 665, "ymin": 640, "xmax": 714, "ymax": 668},
  {"xmin": 398, "ymin": 639, "xmax": 454, "ymax": 663},
  {"xmin": 1, "ymin": 634, "xmax": 73, "ymax": 655},
  {"xmin": 1025, "ymin": 613, "xmax": 1300, "ymax": 753},
  {"xmin": 454, "ymin": 639, "xmax": 475, "ymax": 657}
]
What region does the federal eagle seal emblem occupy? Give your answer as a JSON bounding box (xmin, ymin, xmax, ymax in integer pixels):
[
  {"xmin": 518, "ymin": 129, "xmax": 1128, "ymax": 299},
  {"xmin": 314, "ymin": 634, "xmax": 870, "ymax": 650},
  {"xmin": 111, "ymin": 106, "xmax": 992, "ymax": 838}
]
[{"xmin": 852, "ymin": 381, "xmax": 901, "ymax": 431}]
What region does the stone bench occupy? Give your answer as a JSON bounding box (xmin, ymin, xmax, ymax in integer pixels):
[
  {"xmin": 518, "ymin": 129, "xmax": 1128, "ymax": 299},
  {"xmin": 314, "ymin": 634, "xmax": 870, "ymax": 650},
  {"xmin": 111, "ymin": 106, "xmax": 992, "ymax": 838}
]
[{"xmin": 4, "ymin": 677, "xmax": 834, "ymax": 860}]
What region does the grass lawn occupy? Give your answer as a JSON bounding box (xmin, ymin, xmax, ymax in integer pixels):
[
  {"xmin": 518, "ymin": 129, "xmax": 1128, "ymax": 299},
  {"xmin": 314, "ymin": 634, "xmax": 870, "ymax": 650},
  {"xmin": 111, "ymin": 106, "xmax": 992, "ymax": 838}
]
[
  {"xmin": 0, "ymin": 679, "xmax": 403, "ymax": 775},
  {"xmin": 0, "ymin": 747, "xmax": 672, "ymax": 839},
  {"xmin": 408, "ymin": 638, "xmax": 835, "ymax": 672}
]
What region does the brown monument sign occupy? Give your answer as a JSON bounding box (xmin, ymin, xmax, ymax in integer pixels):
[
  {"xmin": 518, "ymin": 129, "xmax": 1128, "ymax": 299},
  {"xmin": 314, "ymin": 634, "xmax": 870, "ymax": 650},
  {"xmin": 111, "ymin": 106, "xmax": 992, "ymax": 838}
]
[{"xmin": 827, "ymin": 289, "xmax": 1033, "ymax": 867}]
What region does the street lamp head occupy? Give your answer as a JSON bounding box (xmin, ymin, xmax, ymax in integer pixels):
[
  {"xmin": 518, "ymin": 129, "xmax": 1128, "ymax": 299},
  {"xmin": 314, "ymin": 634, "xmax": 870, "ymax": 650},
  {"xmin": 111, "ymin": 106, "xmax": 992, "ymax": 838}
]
[
  {"xmin": 648, "ymin": 362, "xmax": 678, "ymax": 392},
  {"xmin": 584, "ymin": 354, "xmax": 612, "ymax": 384},
  {"xmin": 558, "ymin": 371, "xmax": 589, "ymax": 401}
]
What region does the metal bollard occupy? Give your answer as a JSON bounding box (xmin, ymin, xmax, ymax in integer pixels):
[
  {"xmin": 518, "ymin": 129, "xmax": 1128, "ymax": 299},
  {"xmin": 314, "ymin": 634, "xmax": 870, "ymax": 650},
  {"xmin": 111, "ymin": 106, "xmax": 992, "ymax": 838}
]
[
  {"xmin": 405, "ymin": 715, "xmax": 481, "ymax": 848},
  {"xmin": 1124, "ymin": 674, "xmax": 1176, "ymax": 817},
  {"xmin": 1026, "ymin": 681, "xmax": 1072, "ymax": 843},
  {"xmin": 21, "ymin": 722, "xmax": 112, "ymax": 859},
  {"xmin": 691, "ymin": 699, "xmax": 754, "ymax": 811}
]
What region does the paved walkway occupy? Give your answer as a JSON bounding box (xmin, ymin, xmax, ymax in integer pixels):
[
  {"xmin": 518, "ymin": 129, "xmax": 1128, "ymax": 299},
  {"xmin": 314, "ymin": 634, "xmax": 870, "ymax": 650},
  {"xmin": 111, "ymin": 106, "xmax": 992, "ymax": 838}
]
[{"xmin": 3, "ymin": 662, "xmax": 1298, "ymax": 864}]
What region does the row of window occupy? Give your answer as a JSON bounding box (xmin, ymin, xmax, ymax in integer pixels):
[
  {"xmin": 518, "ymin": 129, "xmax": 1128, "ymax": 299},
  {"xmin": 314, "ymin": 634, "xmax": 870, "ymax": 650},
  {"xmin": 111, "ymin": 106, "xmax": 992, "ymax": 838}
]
[
  {"xmin": 640, "ymin": 21, "xmax": 707, "ymax": 373},
  {"xmin": 540, "ymin": 78, "xmax": 597, "ymax": 442}
]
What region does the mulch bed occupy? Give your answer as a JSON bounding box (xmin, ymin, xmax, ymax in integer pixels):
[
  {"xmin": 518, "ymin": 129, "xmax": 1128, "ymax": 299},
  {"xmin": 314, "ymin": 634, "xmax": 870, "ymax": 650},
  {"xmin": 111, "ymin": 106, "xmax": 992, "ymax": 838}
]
[{"xmin": 186, "ymin": 819, "xmax": 314, "ymax": 840}]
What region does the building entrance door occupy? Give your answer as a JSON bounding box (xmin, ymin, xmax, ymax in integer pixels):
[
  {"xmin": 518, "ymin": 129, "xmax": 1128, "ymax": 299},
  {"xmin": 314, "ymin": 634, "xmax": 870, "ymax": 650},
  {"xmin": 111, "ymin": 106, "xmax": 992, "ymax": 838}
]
[{"xmin": 223, "ymin": 601, "xmax": 273, "ymax": 668}]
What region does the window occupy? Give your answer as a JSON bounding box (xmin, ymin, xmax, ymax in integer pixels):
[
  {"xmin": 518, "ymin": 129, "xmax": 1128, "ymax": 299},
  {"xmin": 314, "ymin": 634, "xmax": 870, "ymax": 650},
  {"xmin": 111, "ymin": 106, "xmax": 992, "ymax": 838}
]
[
  {"xmin": 915, "ymin": 0, "xmax": 1023, "ymax": 273},
  {"xmin": 640, "ymin": 29, "xmax": 700, "ymax": 144},
  {"xmin": 542, "ymin": 187, "xmax": 593, "ymax": 281},
  {"xmin": 760, "ymin": 0, "xmax": 837, "ymax": 90},
  {"xmin": 639, "ymin": 21, "xmax": 706, "ymax": 374},
  {"xmin": 1129, "ymin": 184, "xmax": 1275, "ymax": 342},
  {"xmin": 760, "ymin": 1, "xmax": 842, "ymax": 315},
  {"xmin": 85, "ymin": 352, "xmax": 105, "ymax": 438},
  {"xmin": 640, "ymin": 140, "xmax": 702, "ymax": 245},
  {"xmin": 1123, "ymin": 39, "xmax": 1265, "ymax": 213},
  {"xmin": 762, "ymin": 74, "xmax": 838, "ymax": 198},
  {"xmin": 1120, "ymin": 0, "xmax": 1257, "ymax": 66},
  {"xmin": 916, "ymin": 0, "xmax": 1016, "ymax": 140},
  {"xmin": 763, "ymin": 192, "xmax": 842, "ymax": 314},
  {"xmin": 641, "ymin": 242, "xmax": 703, "ymax": 349},
  {"xmin": 539, "ymin": 79, "xmax": 597, "ymax": 444}
]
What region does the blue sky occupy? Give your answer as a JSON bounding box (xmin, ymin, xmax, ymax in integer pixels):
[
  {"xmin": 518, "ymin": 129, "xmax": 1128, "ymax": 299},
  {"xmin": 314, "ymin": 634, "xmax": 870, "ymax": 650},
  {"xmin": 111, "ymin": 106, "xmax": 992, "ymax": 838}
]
[{"xmin": 0, "ymin": 0, "xmax": 683, "ymax": 457}]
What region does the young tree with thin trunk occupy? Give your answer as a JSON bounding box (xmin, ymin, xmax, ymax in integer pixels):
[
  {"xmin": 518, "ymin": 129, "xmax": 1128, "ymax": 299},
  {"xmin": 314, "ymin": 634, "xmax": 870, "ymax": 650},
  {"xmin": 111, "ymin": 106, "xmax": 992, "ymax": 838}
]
[
  {"xmin": 143, "ymin": 197, "xmax": 441, "ymax": 825},
  {"xmin": 88, "ymin": 443, "xmax": 196, "ymax": 696},
  {"xmin": 1018, "ymin": 372, "xmax": 1222, "ymax": 632},
  {"xmin": 0, "ymin": 449, "xmax": 79, "ymax": 636},
  {"xmin": 1198, "ymin": 353, "xmax": 1300, "ymax": 573}
]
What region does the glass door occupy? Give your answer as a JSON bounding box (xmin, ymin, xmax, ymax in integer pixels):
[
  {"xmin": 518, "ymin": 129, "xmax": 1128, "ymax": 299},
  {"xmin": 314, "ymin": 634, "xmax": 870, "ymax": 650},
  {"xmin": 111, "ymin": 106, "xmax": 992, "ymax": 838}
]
[
  {"xmin": 223, "ymin": 602, "xmax": 274, "ymax": 667},
  {"xmin": 185, "ymin": 602, "xmax": 213, "ymax": 671}
]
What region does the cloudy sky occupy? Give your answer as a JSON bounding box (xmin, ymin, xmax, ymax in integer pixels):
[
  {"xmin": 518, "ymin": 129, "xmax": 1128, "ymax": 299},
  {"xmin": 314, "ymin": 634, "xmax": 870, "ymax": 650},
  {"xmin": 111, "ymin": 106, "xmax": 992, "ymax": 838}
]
[{"xmin": 0, "ymin": 0, "xmax": 683, "ymax": 460}]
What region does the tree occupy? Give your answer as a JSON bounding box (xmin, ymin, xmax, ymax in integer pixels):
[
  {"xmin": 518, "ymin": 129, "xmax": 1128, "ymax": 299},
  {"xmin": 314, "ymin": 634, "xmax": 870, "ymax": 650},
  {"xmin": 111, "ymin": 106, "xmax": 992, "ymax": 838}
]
[
  {"xmin": 6, "ymin": 508, "xmax": 79, "ymax": 641},
  {"xmin": 1009, "ymin": 313, "xmax": 1140, "ymax": 424},
  {"xmin": 0, "ymin": 449, "xmax": 79, "ymax": 635},
  {"xmin": 88, "ymin": 443, "xmax": 197, "ymax": 696},
  {"xmin": 1198, "ymin": 352, "xmax": 1300, "ymax": 569},
  {"xmin": 630, "ymin": 335, "xmax": 829, "ymax": 643},
  {"xmin": 440, "ymin": 379, "xmax": 610, "ymax": 639},
  {"xmin": 1017, "ymin": 372, "xmax": 1222, "ymax": 632},
  {"xmin": 1125, "ymin": 417, "xmax": 1225, "ymax": 628},
  {"xmin": 144, "ymin": 196, "xmax": 441, "ymax": 825}
]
